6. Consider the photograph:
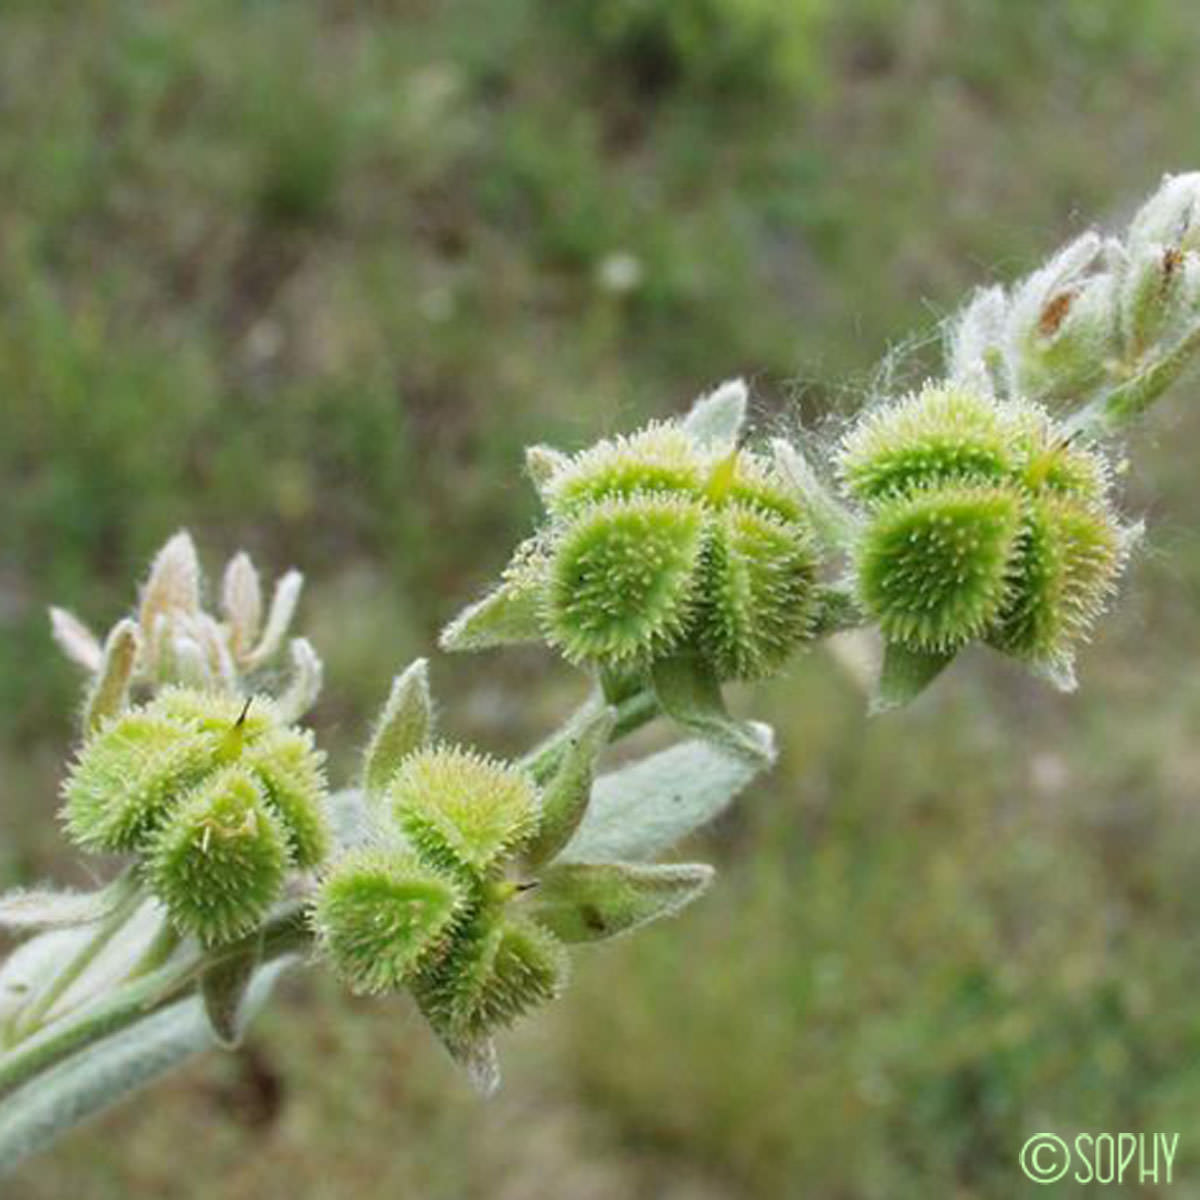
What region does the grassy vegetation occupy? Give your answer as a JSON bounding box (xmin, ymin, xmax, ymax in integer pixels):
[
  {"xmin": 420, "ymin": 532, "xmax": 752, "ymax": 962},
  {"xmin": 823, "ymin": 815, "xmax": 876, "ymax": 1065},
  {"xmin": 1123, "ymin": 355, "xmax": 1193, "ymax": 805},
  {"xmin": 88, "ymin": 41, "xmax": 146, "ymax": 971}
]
[{"xmin": 6, "ymin": 0, "xmax": 1200, "ymax": 1195}]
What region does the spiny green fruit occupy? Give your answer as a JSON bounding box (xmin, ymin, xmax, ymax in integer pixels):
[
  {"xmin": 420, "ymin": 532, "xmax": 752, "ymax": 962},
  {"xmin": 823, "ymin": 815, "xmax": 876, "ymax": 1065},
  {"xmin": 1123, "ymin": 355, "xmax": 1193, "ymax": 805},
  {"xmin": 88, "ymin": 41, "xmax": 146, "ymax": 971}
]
[
  {"xmin": 839, "ymin": 384, "xmax": 1016, "ymax": 502},
  {"xmin": 546, "ymin": 496, "xmax": 707, "ymax": 667},
  {"xmin": 62, "ymin": 687, "xmax": 329, "ymax": 864},
  {"xmin": 698, "ymin": 503, "xmax": 817, "ymax": 680},
  {"xmin": 388, "ymin": 746, "xmax": 540, "ymax": 874},
  {"xmin": 544, "ymin": 423, "xmax": 704, "ymax": 517},
  {"xmin": 839, "ymin": 381, "xmax": 1130, "ymax": 672},
  {"xmin": 312, "ymin": 849, "xmax": 467, "ymax": 994},
  {"xmin": 514, "ymin": 413, "xmax": 819, "ymax": 680},
  {"xmin": 856, "ymin": 485, "xmax": 1023, "ymax": 652},
  {"xmin": 987, "ymin": 493, "xmax": 1124, "ymax": 666},
  {"xmin": 63, "ymin": 712, "xmax": 216, "ymax": 852},
  {"xmin": 148, "ymin": 767, "xmax": 289, "ymax": 946},
  {"xmin": 415, "ymin": 908, "xmax": 567, "ymax": 1041},
  {"xmin": 243, "ymin": 729, "xmax": 328, "ymax": 868}
]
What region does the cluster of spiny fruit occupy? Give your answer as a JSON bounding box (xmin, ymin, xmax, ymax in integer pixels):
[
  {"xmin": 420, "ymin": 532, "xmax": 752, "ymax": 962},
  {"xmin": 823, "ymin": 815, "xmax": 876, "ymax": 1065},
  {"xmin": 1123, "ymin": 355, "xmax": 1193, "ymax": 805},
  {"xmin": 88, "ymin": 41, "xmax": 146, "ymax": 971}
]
[
  {"xmin": 446, "ymin": 378, "xmax": 1131, "ymax": 691},
  {"xmin": 59, "ymin": 374, "xmax": 1133, "ymax": 1060}
]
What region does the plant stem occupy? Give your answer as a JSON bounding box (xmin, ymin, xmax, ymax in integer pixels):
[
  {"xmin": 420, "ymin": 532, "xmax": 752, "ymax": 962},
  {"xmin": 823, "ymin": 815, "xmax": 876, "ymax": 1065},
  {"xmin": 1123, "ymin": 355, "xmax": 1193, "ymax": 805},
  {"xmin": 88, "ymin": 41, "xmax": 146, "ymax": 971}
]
[
  {"xmin": 11, "ymin": 871, "xmax": 141, "ymax": 1040},
  {"xmin": 126, "ymin": 919, "xmax": 182, "ymax": 981},
  {"xmin": 0, "ymin": 904, "xmax": 309, "ymax": 1101},
  {"xmin": 520, "ymin": 686, "xmax": 658, "ymax": 783}
]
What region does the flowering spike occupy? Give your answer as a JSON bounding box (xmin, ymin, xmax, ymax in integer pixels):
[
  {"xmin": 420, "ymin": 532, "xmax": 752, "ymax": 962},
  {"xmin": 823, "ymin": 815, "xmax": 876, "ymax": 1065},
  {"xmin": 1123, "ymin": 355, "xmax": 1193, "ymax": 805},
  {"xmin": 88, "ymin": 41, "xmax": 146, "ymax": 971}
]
[
  {"xmin": 313, "ymin": 849, "xmax": 466, "ymax": 994},
  {"xmin": 544, "ymin": 423, "xmax": 705, "ymax": 517},
  {"xmin": 987, "ymin": 494, "xmax": 1125, "ymax": 671},
  {"xmin": 855, "ymin": 485, "xmax": 1023, "ymax": 653},
  {"xmin": 148, "ymin": 767, "xmax": 288, "ymax": 946},
  {"xmin": 388, "ymin": 747, "xmax": 540, "ymax": 874},
  {"xmin": 242, "ymin": 727, "xmax": 329, "ymax": 869},
  {"xmin": 63, "ymin": 712, "xmax": 215, "ymax": 852},
  {"xmin": 839, "ymin": 384, "xmax": 1015, "ymax": 503},
  {"xmin": 839, "ymin": 381, "xmax": 1131, "ymax": 685},
  {"xmin": 63, "ymin": 686, "xmax": 328, "ymax": 885}
]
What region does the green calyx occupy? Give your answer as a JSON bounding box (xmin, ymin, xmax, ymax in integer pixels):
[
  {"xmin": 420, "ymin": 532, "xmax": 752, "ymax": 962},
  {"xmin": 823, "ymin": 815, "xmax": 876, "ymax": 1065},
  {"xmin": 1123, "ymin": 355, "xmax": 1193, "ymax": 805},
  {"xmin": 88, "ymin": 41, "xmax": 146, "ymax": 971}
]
[
  {"xmin": 62, "ymin": 687, "xmax": 329, "ymax": 943},
  {"xmin": 839, "ymin": 382, "xmax": 1131, "ymax": 674},
  {"xmin": 454, "ymin": 398, "xmax": 821, "ymax": 681}
]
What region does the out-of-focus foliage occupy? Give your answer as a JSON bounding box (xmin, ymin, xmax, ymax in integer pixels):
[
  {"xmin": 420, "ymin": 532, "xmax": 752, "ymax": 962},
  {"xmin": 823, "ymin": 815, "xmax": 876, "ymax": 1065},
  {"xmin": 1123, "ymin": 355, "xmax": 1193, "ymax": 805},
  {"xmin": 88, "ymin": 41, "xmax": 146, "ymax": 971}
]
[
  {"xmin": 6, "ymin": 0, "xmax": 1200, "ymax": 1196},
  {"xmin": 555, "ymin": 0, "xmax": 830, "ymax": 99}
]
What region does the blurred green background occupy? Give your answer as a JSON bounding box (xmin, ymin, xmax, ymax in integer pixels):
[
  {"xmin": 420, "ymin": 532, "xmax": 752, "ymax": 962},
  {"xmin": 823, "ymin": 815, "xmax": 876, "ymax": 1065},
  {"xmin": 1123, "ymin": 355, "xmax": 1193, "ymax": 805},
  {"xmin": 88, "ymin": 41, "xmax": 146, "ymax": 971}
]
[{"xmin": 5, "ymin": 1, "xmax": 1200, "ymax": 1196}]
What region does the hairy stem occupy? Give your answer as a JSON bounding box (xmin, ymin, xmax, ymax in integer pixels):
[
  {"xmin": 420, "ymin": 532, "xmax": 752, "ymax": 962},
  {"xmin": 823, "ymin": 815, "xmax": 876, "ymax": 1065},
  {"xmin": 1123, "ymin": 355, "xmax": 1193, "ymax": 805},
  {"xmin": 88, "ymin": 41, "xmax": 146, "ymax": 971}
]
[
  {"xmin": 520, "ymin": 686, "xmax": 658, "ymax": 783},
  {"xmin": 0, "ymin": 905, "xmax": 309, "ymax": 1100},
  {"xmin": 11, "ymin": 871, "xmax": 141, "ymax": 1041}
]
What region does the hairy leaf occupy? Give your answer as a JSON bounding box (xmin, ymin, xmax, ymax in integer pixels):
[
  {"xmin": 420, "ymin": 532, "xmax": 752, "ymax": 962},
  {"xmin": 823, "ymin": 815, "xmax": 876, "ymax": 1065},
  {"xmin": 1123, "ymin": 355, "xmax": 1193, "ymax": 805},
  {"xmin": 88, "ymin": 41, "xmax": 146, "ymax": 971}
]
[{"xmin": 562, "ymin": 732, "xmax": 773, "ymax": 863}]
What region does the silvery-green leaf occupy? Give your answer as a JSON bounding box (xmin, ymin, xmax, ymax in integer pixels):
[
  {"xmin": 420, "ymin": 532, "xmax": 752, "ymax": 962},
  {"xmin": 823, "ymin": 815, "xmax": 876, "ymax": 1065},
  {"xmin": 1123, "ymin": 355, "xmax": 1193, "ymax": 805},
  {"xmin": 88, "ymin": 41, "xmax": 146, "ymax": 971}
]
[
  {"xmin": 0, "ymin": 882, "xmax": 129, "ymax": 935},
  {"xmin": 0, "ymin": 961, "xmax": 290, "ymax": 1175},
  {"xmin": 527, "ymin": 862, "xmax": 713, "ymax": 943},
  {"xmin": 947, "ymin": 285, "xmax": 1009, "ymax": 392},
  {"xmin": 562, "ymin": 732, "xmax": 773, "ymax": 863},
  {"xmin": 872, "ymin": 643, "xmax": 954, "ymax": 714},
  {"xmin": 0, "ymin": 929, "xmax": 92, "ymax": 1026},
  {"xmin": 362, "ymin": 659, "xmax": 433, "ymax": 797},
  {"xmin": 244, "ymin": 570, "xmax": 304, "ymax": 669},
  {"xmin": 681, "ymin": 378, "xmax": 747, "ymax": 451},
  {"xmin": 439, "ymin": 576, "xmax": 543, "ymax": 652},
  {"xmin": 434, "ymin": 1032, "xmax": 500, "ymax": 1098},
  {"xmin": 522, "ymin": 705, "xmax": 615, "ymax": 868},
  {"xmin": 1128, "ymin": 172, "xmax": 1200, "ymax": 252},
  {"xmin": 221, "ymin": 552, "xmax": 264, "ymax": 659},
  {"xmin": 274, "ymin": 637, "xmax": 324, "ymax": 724}
]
